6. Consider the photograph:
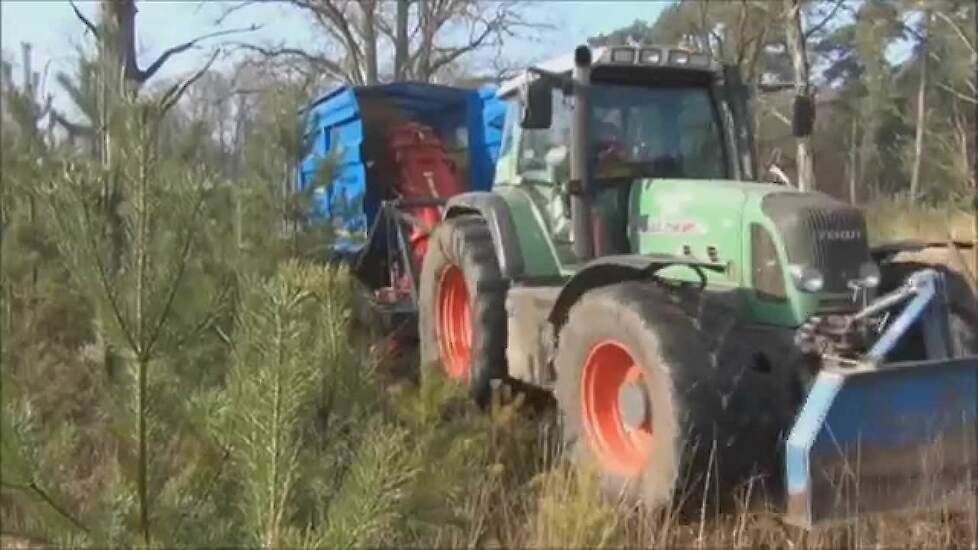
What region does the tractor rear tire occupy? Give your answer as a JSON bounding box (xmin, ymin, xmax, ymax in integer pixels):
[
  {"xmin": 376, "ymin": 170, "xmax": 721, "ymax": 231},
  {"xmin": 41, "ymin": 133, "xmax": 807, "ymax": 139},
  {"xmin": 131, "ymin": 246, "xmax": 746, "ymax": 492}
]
[
  {"xmin": 880, "ymin": 261, "xmax": 978, "ymax": 358},
  {"xmin": 554, "ymin": 281, "xmax": 726, "ymax": 511},
  {"xmin": 419, "ymin": 215, "xmax": 507, "ymax": 407}
]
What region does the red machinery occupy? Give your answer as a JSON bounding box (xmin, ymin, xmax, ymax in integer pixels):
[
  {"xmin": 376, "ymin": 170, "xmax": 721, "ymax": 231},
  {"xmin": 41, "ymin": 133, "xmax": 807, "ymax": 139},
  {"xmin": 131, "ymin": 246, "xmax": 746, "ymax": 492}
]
[
  {"xmin": 389, "ymin": 122, "xmax": 465, "ymax": 269},
  {"xmin": 368, "ymin": 122, "xmax": 465, "ymax": 306}
]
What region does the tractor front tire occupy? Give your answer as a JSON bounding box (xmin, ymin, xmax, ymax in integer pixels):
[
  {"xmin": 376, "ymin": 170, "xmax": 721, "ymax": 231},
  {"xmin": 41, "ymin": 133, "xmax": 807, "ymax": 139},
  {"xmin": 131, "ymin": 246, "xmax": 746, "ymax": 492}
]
[
  {"xmin": 419, "ymin": 215, "xmax": 507, "ymax": 407},
  {"xmin": 554, "ymin": 281, "xmax": 723, "ymax": 511}
]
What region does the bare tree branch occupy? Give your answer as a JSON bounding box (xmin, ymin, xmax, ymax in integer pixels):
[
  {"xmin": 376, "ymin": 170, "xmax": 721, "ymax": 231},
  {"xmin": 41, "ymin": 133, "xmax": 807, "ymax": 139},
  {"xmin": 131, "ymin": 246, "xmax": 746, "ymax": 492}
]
[
  {"xmin": 232, "ymin": 42, "xmax": 350, "ymax": 81},
  {"xmin": 938, "ymin": 82, "xmax": 978, "ymax": 105},
  {"xmin": 428, "ymin": 11, "xmax": 503, "ymax": 75},
  {"xmin": 214, "ymin": 0, "xmax": 260, "ymax": 26},
  {"xmin": 425, "ymin": 1, "xmax": 546, "ymax": 78},
  {"xmin": 804, "ymin": 0, "xmax": 846, "ymax": 39},
  {"xmin": 69, "ymin": 0, "xmax": 99, "ymax": 39},
  {"xmin": 50, "ymin": 109, "xmax": 94, "ymax": 137},
  {"xmin": 140, "ymin": 25, "xmax": 261, "ymax": 82},
  {"xmin": 159, "ymin": 49, "xmax": 222, "ymax": 114},
  {"xmin": 291, "ymin": 0, "xmax": 367, "ymax": 83},
  {"xmin": 933, "ymin": 10, "xmax": 978, "ymax": 59},
  {"xmin": 224, "ymin": 0, "xmax": 541, "ymax": 83}
]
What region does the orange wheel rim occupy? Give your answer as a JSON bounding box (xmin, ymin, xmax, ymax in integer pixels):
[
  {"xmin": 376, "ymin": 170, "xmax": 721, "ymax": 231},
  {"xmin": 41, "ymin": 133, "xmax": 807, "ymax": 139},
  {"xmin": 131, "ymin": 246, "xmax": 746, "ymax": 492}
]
[
  {"xmin": 436, "ymin": 265, "xmax": 471, "ymax": 380},
  {"xmin": 581, "ymin": 340, "xmax": 653, "ymax": 476}
]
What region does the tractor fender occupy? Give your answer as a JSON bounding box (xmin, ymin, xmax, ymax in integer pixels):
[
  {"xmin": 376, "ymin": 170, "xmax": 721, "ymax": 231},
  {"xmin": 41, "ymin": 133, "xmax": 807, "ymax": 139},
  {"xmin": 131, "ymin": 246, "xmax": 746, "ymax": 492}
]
[
  {"xmin": 548, "ymin": 254, "xmax": 724, "ymax": 332},
  {"xmin": 444, "ymin": 192, "xmax": 525, "ymax": 280}
]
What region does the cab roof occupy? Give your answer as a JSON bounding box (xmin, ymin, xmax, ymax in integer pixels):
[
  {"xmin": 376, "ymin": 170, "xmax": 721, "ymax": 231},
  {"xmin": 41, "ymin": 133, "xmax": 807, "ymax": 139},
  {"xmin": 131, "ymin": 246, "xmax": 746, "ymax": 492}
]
[{"xmin": 498, "ymin": 45, "xmax": 718, "ymax": 97}]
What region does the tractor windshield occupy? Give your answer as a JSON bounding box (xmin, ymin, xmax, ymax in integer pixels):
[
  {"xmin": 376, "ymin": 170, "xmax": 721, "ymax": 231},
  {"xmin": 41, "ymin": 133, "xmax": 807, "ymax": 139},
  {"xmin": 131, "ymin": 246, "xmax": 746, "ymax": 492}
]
[
  {"xmin": 589, "ymin": 84, "xmax": 728, "ymax": 180},
  {"xmin": 518, "ymin": 83, "xmax": 729, "ymax": 183}
]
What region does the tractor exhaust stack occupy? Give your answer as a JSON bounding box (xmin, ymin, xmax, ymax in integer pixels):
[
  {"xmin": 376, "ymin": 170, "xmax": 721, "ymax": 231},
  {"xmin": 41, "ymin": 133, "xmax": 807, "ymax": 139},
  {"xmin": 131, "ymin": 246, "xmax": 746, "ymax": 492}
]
[{"xmin": 570, "ymin": 45, "xmax": 595, "ymax": 262}]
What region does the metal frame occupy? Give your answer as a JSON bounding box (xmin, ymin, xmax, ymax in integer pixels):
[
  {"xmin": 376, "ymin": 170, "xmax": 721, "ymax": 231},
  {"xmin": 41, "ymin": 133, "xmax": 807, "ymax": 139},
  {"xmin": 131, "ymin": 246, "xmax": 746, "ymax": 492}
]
[
  {"xmin": 863, "ymin": 269, "xmax": 953, "ymax": 363},
  {"xmin": 784, "ymin": 268, "xmax": 975, "ymax": 527},
  {"xmin": 357, "ymin": 197, "xmax": 447, "ymax": 309}
]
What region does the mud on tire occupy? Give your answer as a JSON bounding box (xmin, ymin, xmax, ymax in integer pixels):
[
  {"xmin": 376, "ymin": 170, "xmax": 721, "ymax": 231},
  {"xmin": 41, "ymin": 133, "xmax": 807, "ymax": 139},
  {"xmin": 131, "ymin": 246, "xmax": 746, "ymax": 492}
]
[{"xmin": 418, "ymin": 214, "xmax": 507, "ymax": 407}]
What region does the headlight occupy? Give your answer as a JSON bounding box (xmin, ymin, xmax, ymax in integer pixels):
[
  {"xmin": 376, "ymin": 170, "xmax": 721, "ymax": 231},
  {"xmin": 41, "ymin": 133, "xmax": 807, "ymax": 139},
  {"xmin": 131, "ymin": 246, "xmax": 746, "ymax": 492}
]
[
  {"xmin": 858, "ymin": 261, "xmax": 881, "ymax": 288},
  {"xmin": 789, "ymin": 264, "xmax": 824, "ymax": 292}
]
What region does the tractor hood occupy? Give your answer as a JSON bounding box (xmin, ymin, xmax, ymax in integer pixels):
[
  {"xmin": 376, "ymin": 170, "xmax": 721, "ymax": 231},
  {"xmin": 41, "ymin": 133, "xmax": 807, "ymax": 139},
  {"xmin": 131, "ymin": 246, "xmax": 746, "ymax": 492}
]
[
  {"xmin": 628, "ymin": 178, "xmax": 785, "ymax": 275},
  {"xmin": 629, "ymin": 178, "xmax": 871, "ymax": 310}
]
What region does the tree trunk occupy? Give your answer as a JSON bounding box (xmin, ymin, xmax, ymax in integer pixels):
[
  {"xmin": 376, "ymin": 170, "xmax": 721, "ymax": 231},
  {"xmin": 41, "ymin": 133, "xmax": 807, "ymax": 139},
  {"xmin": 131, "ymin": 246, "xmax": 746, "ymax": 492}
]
[
  {"xmin": 418, "ymin": 0, "xmax": 434, "ymax": 81},
  {"xmin": 973, "ymin": 101, "xmax": 977, "ymax": 281},
  {"xmin": 849, "ymin": 118, "xmax": 858, "ymax": 204},
  {"xmin": 909, "ymin": 11, "xmax": 929, "ymax": 201},
  {"xmin": 784, "ymin": 0, "xmax": 816, "ymax": 191},
  {"xmin": 395, "ymin": 0, "xmax": 409, "ymax": 81},
  {"xmin": 101, "ymin": 0, "xmax": 142, "ymax": 88},
  {"xmin": 233, "ymin": 92, "xmax": 247, "ymax": 250},
  {"xmin": 361, "ymin": 1, "xmax": 378, "ymax": 84},
  {"xmin": 21, "ymin": 44, "xmax": 39, "ymax": 298}
]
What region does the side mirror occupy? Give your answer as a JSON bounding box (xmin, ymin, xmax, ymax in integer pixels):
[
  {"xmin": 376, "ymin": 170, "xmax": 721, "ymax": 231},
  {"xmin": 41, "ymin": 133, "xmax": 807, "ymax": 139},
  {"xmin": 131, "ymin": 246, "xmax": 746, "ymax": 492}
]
[
  {"xmin": 520, "ymin": 77, "xmax": 552, "ymax": 129},
  {"xmin": 792, "ymin": 94, "xmax": 815, "ymax": 137}
]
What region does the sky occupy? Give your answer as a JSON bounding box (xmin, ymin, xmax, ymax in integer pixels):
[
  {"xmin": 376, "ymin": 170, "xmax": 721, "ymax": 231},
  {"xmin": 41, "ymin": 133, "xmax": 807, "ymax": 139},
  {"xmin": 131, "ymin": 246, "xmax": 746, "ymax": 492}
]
[{"xmin": 0, "ymin": 0, "xmax": 669, "ymax": 92}]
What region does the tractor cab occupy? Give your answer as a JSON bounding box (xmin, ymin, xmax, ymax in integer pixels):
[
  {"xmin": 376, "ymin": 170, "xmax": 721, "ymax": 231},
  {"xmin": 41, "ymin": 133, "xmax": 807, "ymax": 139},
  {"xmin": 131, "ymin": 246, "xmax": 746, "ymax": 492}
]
[{"xmin": 493, "ymin": 46, "xmax": 758, "ymax": 266}]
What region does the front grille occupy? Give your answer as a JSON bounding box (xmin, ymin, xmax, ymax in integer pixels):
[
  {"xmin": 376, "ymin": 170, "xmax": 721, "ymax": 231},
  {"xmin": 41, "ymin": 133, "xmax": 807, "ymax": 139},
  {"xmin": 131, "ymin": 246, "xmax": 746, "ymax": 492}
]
[
  {"xmin": 762, "ymin": 192, "xmax": 870, "ymax": 294},
  {"xmin": 803, "ymin": 208, "xmax": 868, "ymax": 292}
]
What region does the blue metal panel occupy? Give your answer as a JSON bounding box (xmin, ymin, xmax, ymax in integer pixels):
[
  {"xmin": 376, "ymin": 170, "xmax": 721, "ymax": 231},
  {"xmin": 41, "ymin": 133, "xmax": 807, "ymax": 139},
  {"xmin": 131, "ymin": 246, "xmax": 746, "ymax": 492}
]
[
  {"xmin": 785, "ymin": 358, "xmax": 978, "ymax": 527},
  {"xmin": 466, "ymin": 86, "xmax": 506, "ymax": 191},
  {"xmin": 300, "ymin": 85, "xmax": 366, "ymax": 237}
]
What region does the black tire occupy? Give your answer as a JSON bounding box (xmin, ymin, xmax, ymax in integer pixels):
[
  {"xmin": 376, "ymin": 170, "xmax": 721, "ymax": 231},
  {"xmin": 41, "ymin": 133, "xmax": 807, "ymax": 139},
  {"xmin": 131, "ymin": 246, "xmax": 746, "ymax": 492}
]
[
  {"xmin": 418, "ymin": 215, "xmax": 507, "ymax": 407},
  {"xmin": 879, "ymin": 262, "xmax": 978, "ymax": 359},
  {"xmin": 554, "ymin": 281, "xmax": 734, "ymax": 511}
]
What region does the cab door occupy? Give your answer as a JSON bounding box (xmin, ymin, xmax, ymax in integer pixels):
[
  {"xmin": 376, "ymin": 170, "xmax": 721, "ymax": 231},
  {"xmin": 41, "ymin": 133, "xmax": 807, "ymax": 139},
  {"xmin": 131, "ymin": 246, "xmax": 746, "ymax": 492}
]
[{"xmin": 513, "ymin": 88, "xmax": 578, "ymax": 267}]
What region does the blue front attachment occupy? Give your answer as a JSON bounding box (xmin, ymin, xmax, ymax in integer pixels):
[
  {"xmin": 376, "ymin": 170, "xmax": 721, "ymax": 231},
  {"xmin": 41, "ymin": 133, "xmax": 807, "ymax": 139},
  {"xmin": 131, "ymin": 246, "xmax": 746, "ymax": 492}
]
[
  {"xmin": 785, "ymin": 268, "xmax": 978, "ymax": 527},
  {"xmin": 785, "ymin": 360, "xmax": 977, "ymax": 526}
]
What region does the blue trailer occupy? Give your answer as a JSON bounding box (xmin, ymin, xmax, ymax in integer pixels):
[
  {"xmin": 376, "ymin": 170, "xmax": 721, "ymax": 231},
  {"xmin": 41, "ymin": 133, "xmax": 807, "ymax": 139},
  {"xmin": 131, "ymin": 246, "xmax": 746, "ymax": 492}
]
[
  {"xmin": 298, "ymin": 82, "xmax": 506, "ymax": 252},
  {"xmin": 297, "ymin": 82, "xmax": 507, "ymax": 335}
]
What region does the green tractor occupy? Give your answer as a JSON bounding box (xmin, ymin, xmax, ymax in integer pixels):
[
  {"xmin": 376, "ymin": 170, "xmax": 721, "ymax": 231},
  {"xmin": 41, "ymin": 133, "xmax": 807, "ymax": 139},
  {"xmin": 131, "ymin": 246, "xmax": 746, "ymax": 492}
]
[{"xmin": 417, "ymin": 45, "xmax": 978, "ymax": 526}]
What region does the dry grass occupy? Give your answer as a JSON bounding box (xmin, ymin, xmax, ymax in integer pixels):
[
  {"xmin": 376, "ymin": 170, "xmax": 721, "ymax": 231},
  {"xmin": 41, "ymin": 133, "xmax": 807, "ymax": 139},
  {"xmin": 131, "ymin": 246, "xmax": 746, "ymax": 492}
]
[
  {"xmin": 864, "ymin": 197, "xmax": 975, "ymax": 244},
  {"xmin": 865, "ymin": 198, "xmax": 977, "ymax": 290},
  {"xmin": 440, "ymin": 400, "xmax": 978, "ymax": 549}
]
